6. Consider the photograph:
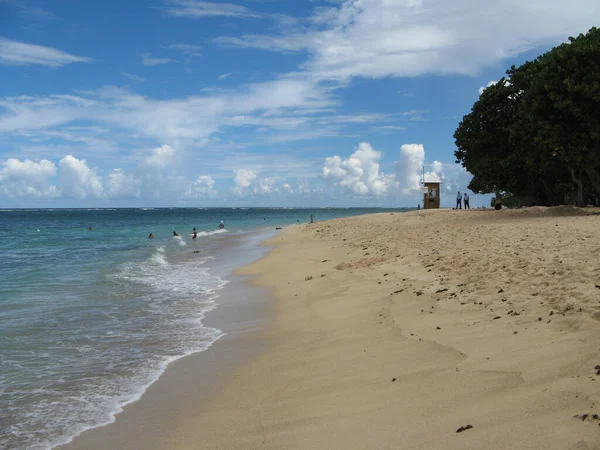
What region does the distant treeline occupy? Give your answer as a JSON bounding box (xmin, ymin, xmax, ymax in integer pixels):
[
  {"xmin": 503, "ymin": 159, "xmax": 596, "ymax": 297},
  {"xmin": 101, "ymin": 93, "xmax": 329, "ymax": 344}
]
[{"xmin": 454, "ymin": 27, "xmax": 600, "ymax": 207}]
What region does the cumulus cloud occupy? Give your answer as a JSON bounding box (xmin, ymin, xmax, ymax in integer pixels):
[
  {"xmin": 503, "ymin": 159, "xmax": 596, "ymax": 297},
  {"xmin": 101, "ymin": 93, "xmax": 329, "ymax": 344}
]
[
  {"xmin": 143, "ymin": 144, "xmax": 177, "ymax": 169},
  {"xmin": 323, "ymin": 142, "xmax": 397, "ymax": 196},
  {"xmin": 0, "ymin": 38, "xmax": 91, "ymax": 67},
  {"xmin": 0, "ymin": 158, "xmax": 58, "ymax": 198},
  {"xmin": 216, "ymin": 0, "xmax": 600, "ymax": 80},
  {"xmin": 321, "ymin": 142, "xmax": 477, "ymax": 206},
  {"xmin": 58, "ymin": 155, "xmax": 105, "ymax": 199},
  {"xmin": 232, "ymin": 169, "xmax": 276, "ymax": 196},
  {"xmin": 0, "ymin": 142, "xmax": 224, "ymax": 202},
  {"xmin": 105, "ymin": 169, "xmax": 141, "ymax": 199},
  {"xmin": 322, "ymin": 142, "xmax": 461, "ymax": 198},
  {"xmin": 232, "ymin": 169, "xmax": 256, "ymax": 195},
  {"xmin": 185, "ymin": 175, "xmax": 217, "ymax": 198},
  {"xmin": 427, "ymin": 160, "xmax": 444, "ymax": 183},
  {"xmin": 281, "ymin": 178, "xmax": 311, "ymax": 196},
  {"xmin": 137, "ymin": 145, "xmax": 196, "ymax": 198},
  {"xmin": 395, "ymin": 144, "xmax": 426, "ymax": 194}
]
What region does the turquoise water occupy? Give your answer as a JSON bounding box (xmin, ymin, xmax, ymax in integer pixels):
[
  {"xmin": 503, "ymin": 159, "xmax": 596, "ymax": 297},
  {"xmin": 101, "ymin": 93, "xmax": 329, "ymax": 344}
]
[{"xmin": 0, "ymin": 207, "xmax": 405, "ymax": 449}]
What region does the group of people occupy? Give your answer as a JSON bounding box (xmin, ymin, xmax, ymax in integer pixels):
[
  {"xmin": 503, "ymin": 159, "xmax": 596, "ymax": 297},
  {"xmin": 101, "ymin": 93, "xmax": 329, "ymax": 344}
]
[
  {"xmin": 456, "ymin": 191, "xmax": 470, "ymax": 209},
  {"xmin": 148, "ymin": 221, "xmax": 225, "ymax": 239}
]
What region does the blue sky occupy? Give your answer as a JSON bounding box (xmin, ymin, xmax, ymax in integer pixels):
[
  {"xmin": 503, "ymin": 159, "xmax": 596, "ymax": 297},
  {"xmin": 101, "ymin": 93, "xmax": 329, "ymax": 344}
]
[{"xmin": 1, "ymin": 0, "xmax": 598, "ymax": 207}]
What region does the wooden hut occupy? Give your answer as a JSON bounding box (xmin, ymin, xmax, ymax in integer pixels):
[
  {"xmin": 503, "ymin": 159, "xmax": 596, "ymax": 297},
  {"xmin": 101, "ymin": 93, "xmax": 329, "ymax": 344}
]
[{"xmin": 422, "ymin": 180, "xmax": 441, "ymax": 209}]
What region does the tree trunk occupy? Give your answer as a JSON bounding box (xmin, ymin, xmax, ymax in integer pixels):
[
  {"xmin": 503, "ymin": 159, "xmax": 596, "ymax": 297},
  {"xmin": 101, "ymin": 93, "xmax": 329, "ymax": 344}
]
[
  {"xmin": 539, "ymin": 178, "xmax": 555, "ymax": 206},
  {"xmin": 569, "ymin": 166, "xmax": 585, "ymax": 206},
  {"xmin": 584, "ymin": 166, "xmax": 600, "ymax": 203}
]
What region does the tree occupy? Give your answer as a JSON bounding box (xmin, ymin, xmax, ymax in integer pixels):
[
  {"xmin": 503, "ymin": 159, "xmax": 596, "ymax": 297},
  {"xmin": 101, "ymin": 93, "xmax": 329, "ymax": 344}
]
[
  {"xmin": 513, "ymin": 27, "xmax": 600, "ymax": 205},
  {"xmin": 455, "ymin": 27, "xmax": 600, "ymax": 206}
]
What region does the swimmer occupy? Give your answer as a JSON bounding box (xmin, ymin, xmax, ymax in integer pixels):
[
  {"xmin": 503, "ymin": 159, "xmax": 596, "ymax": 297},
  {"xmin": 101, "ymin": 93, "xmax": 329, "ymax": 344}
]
[
  {"xmin": 192, "ymin": 228, "xmax": 197, "ymax": 239},
  {"xmin": 218, "ymin": 221, "xmax": 225, "ymax": 229},
  {"xmin": 173, "ymin": 231, "xmax": 179, "ymax": 237},
  {"xmin": 88, "ymin": 226, "xmax": 92, "ymax": 231},
  {"xmin": 149, "ymin": 233, "xmax": 154, "ymax": 239}
]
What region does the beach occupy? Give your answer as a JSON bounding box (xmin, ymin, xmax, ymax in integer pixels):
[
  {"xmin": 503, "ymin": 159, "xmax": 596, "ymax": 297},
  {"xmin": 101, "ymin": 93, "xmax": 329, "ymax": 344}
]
[
  {"xmin": 0, "ymin": 207, "xmax": 398, "ymax": 449},
  {"xmin": 64, "ymin": 207, "xmax": 600, "ymax": 449}
]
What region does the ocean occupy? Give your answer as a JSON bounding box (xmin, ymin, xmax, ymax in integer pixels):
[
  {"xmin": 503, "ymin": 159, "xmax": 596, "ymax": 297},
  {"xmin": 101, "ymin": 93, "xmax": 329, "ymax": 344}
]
[{"xmin": 0, "ymin": 207, "xmax": 404, "ymax": 449}]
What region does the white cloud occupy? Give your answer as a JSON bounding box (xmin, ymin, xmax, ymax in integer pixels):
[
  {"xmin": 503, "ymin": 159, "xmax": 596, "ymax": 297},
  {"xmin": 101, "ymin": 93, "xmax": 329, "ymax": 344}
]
[
  {"xmin": 142, "ymin": 144, "xmax": 177, "ymax": 169},
  {"xmin": 321, "ymin": 142, "xmax": 475, "ymax": 205},
  {"xmin": 282, "ymin": 178, "xmax": 311, "ymax": 195},
  {"xmin": 395, "ymin": 143, "xmax": 425, "ymax": 194},
  {"xmin": 232, "ymin": 169, "xmax": 276, "ymax": 196},
  {"xmin": 216, "ymin": 0, "xmax": 600, "ymax": 80},
  {"xmin": 0, "ymin": 158, "xmax": 56, "ymax": 183},
  {"xmin": 0, "ymin": 147, "xmax": 472, "ymax": 205},
  {"xmin": 0, "ymin": 77, "xmax": 334, "ymax": 147},
  {"xmin": 323, "ymin": 142, "xmax": 397, "ymax": 196},
  {"xmin": 164, "ymin": 0, "xmax": 262, "ymax": 19},
  {"xmin": 478, "ymin": 80, "xmax": 498, "ymax": 95},
  {"xmin": 105, "ymin": 169, "xmax": 141, "ymax": 199},
  {"xmin": 137, "ymin": 145, "xmax": 194, "ymax": 198},
  {"xmin": 162, "ymin": 44, "xmax": 202, "ymax": 57},
  {"xmin": 141, "ymin": 52, "xmax": 173, "ymax": 66},
  {"xmin": 373, "ymin": 125, "xmax": 406, "ymax": 132},
  {"xmin": 296, "ymin": 178, "xmax": 310, "ymax": 194},
  {"xmin": 185, "ymin": 175, "xmax": 217, "ymax": 198},
  {"xmin": 0, "ymin": 158, "xmax": 58, "ymax": 198},
  {"xmin": 121, "ymin": 72, "xmax": 146, "ymax": 82},
  {"xmin": 58, "ymin": 155, "xmax": 105, "ymax": 199},
  {"xmin": 232, "ymin": 168, "xmax": 256, "ymax": 195},
  {"xmin": 0, "ymin": 38, "xmax": 91, "ymax": 67},
  {"xmin": 428, "ymin": 160, "xmax": 444, "ymax": 183}
]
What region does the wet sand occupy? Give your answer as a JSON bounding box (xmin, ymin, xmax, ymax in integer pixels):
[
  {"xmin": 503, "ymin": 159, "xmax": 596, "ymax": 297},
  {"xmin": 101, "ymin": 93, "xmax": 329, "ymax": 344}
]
[{"xmin": 59, "ymin": 229, "xmax": 277, "ymax": 450}]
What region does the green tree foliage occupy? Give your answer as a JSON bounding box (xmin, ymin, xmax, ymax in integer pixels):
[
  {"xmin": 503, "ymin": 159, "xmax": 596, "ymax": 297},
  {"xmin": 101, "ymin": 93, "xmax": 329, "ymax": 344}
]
[{"xmin": 454, "ymin": 27, "xmax": 600, "ymax": 206}]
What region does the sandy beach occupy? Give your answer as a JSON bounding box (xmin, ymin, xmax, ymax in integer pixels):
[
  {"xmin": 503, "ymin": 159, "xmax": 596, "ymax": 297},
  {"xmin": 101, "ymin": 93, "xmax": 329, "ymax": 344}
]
[
  {"xmin": 161, "ymin": 207, "xmax": 600, "ymax": 449},
  {"xmin": 63, "ymin": 207, "xmax": 600, "ymax": 450}
]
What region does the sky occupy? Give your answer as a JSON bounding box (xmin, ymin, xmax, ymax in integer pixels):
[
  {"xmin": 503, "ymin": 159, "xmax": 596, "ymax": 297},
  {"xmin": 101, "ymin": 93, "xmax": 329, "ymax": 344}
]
[{"xmin": 1, "ymin": 0, "xmax": 599, "ymax": 208}]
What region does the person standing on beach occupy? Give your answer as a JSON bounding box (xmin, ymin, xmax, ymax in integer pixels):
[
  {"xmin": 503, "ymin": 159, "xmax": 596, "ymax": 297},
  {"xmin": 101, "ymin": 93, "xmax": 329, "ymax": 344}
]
[
  {"xmin": 456, "ymin": 191, "xmax": 462, "ymax": 209},
  {"xmin": 463, "ymin": 192, "xmax": 470, "ymax": 209}
]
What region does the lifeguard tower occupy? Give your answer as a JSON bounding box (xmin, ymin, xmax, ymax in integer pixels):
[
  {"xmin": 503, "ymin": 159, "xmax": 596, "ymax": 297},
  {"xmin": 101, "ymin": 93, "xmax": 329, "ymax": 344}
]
[
  {"xmin": 422, "ymin": 180, "xmax": 441, "ymax": 209},
  {"xmin": 419, "ymin": 165, "xmax": 441, "ymax": 209}
]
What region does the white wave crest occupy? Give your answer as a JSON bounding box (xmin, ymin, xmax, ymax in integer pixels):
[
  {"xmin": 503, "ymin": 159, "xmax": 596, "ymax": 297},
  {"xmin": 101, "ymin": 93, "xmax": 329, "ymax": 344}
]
[{"xmin": 191, "ymin": 229, "xmax": 229, "ymax": 238}]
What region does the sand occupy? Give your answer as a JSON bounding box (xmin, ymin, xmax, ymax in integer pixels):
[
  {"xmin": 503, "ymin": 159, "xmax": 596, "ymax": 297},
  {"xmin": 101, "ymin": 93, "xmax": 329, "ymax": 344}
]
[{"xmin": 161, "ymin": 207, "xmax": 600, "ymax": 450}]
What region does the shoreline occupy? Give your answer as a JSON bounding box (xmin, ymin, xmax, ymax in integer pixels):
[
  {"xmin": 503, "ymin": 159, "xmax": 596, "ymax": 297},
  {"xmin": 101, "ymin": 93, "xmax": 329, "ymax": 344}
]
[
  {"xmin": 59, "ymin": 207, "xmax": 600, "ymax": 449},
  {"xmin": 58, "ymin": 227, "xmax": 281, "ymax": 450},
  {"xmin": 158, "ymin": 207, "xmax": 600, "ymax": 449}
]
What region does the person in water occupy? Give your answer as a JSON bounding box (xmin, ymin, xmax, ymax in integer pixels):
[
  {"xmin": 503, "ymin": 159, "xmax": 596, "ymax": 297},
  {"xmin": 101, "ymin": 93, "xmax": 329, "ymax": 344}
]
[
  {"xmin": 88, "ymin": 226, "xmax": 93, "ymax": 231},
  {"xmin": 192, "ymin": 228, "xmax": 197, "ymax": 239},
  {"xmin": 149, "ymin": 233, "xmax": 154, "ymax": 239},
  {"xmin": 173, "ymin": 231, "xmax": 179, "ymax": 237},
  {"xmin": 218, "ymin": 221, "xmax": 225, "ymax": 229}
]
